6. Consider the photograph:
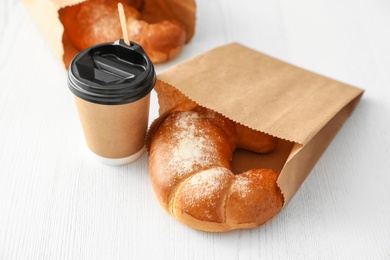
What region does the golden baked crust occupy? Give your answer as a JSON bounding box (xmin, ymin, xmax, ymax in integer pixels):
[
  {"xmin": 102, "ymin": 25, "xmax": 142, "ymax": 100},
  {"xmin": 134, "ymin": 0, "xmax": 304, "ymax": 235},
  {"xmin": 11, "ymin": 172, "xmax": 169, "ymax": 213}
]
[
  {"xmin": 148, "ymin": 107, "xmax": 284, "ymax": 232},
  {"xmin": 59, "ymin": 0, "xmax": 186, "ymax": 63},
  {"xmin": 59, "ymin": 0, "xmax": 139, "ymax": 51}
]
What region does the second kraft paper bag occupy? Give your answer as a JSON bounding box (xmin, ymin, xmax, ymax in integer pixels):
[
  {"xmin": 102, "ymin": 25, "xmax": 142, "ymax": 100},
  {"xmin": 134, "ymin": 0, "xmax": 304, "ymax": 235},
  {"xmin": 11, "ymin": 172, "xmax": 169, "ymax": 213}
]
[{"xmin": 150, "ymin": 42, "xmax": 363, "ymax": 205}]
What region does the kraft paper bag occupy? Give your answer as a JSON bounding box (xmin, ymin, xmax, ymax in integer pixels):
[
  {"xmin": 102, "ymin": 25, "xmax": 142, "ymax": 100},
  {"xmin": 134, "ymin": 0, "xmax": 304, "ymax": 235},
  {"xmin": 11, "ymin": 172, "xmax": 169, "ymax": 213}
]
[
  {"xmin": 149, "ymin": 43, "xmax": 363, "ymax": 205},
  {"xmin": 22, "ymin": 0, "xmax": 196, "ymax": 68}
]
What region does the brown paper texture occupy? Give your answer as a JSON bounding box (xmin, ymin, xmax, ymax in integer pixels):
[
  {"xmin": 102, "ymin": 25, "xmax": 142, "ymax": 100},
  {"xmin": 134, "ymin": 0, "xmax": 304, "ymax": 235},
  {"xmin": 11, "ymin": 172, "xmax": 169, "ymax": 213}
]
[
  {"xmin": 23, "ymin": 0, "xmax": 196, "ymax": 68},
  {"xmin": 75, "ymin": 94, "xmax": 150, "ymax": 159},
  {"xmin": 153, "ymin": 43, "xmax": 363, "ymax": 204}
]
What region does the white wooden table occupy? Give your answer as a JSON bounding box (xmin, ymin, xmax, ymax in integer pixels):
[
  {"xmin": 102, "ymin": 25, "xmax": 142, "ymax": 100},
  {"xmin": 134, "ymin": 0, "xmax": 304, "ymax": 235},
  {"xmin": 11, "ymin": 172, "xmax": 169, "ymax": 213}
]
[{"xmin": 1, "ymin": 0, "xmax": 390, "ymax": 259}]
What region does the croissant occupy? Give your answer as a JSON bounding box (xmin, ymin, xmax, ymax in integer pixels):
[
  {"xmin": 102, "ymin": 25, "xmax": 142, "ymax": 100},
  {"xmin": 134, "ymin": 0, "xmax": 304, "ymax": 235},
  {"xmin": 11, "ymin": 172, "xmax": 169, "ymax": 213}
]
[
  {"xmin": 59, "ymin": 0, "xmax": 186, "ymax": 63},
  {"xmin": 148, "ymin": 106, "xmax": 284, "ymax": 232}
]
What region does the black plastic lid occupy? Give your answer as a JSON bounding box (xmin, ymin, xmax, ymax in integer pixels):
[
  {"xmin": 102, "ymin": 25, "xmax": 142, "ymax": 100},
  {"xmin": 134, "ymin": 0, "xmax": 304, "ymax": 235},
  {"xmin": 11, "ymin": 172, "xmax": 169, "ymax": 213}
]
[{"xmin": 68, "ymin": 40, "xmax": 156, "ymax": 105}]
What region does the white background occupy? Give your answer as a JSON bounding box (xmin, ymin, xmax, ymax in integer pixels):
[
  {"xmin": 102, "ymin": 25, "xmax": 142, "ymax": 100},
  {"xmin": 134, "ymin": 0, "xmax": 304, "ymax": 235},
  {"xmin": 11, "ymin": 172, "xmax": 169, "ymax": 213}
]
[{"xmin": 1, "ymin": 0, "xmax": 390, "ymax": 259}]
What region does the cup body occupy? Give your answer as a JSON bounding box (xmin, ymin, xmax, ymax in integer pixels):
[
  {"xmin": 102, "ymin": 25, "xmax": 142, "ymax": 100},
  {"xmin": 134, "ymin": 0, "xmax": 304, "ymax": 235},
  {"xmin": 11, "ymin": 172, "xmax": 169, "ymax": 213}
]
[{"xmin": 68, "ymin": 40, "xmax": 156, "ymax": 165}]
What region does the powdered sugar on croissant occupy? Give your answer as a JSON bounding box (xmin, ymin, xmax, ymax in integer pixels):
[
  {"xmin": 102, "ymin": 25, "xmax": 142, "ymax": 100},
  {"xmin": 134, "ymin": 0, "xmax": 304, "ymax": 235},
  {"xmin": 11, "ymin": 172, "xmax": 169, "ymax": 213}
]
[{"xmin": 148, "ymin": 107, "xmax": 284, "ymax": 232}]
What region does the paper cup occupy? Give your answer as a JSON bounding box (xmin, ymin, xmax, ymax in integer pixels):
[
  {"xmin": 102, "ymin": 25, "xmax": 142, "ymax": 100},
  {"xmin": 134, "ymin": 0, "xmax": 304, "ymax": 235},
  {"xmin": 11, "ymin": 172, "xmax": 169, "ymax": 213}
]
[{"xmin": 67, "ymin": 40, "xmax": 156, "ymax": 165}]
